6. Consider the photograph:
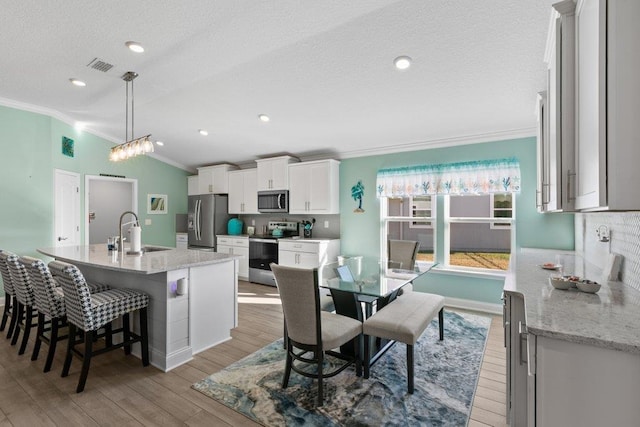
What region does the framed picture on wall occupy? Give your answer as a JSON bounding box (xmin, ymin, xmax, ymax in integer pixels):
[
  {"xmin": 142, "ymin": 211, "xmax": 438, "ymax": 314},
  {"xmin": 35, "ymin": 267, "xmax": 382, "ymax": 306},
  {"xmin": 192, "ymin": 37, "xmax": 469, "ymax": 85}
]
[{"xmin": 147, "ymin": 194, "xmax": 168, "ymax": 214}]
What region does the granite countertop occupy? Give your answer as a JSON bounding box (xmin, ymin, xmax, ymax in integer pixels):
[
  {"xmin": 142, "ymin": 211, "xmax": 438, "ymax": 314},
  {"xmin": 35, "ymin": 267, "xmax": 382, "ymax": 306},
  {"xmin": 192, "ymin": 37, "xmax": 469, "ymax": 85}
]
[
  {"xmin": 38, "ymin": 244, "xmax": 241, "ymax": 275},
  {"xmin": 504, "ymin": 249, "xmax": 640, "ymax": 355}
]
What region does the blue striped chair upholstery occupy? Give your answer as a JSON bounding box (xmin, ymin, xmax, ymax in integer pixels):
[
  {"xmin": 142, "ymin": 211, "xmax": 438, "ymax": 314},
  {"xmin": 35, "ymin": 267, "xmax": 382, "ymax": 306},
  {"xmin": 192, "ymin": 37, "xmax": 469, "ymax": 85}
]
[
  {"xmin": 4, "ymin": 252, "xmax": 38, "ymax": 355},
  {"xmin": 48, "ymin": 260, "xmax": 150, "ymax": 393},
  {"xmin": 0, "ymin": 250, "xmax": 18, "ymax": 339}
]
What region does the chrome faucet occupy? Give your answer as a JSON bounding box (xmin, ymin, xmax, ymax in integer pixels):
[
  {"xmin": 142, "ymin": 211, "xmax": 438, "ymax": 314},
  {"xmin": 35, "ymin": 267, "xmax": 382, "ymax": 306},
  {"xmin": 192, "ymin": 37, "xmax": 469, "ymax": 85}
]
[{"xmin": 118, "ymin": 211, "xmax": 139, "ymax": 252}]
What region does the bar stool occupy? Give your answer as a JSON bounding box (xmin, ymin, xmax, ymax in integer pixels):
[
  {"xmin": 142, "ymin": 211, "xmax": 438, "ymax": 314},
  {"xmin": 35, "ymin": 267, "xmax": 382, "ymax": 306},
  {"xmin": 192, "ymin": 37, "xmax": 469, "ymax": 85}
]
[
  {"xmin": 4, "ymin": 252, "xmax": 39, "ymax": 355},
  {"xmin": 0, "ymin": 250, "xmax": 18, "ymax": 339},
  {"xmin": 49, "ymin": 260, "xmax": 150, "ymax": 393}
]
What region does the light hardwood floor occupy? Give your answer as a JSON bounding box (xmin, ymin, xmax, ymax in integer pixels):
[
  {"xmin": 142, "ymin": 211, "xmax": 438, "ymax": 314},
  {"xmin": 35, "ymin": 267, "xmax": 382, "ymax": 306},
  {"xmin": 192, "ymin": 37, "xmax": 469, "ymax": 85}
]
[{"xmin": 0, "ymin": 281, "xmax": 506, "ymax": 426}]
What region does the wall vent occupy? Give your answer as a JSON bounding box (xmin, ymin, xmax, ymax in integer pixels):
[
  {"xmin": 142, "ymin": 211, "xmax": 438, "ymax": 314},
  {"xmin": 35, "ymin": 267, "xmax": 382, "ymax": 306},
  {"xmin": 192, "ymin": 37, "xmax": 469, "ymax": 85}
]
[{"xmin": 86, "ymin": 58, "xmax": 114, "ymax": 73}]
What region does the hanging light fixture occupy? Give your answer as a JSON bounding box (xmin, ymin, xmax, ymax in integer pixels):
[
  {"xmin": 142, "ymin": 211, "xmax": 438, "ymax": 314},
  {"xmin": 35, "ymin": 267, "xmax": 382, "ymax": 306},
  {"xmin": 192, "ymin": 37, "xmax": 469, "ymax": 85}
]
[{"xmin": 109, "ymin": 71, "xmax": 155, "ymax": 161}]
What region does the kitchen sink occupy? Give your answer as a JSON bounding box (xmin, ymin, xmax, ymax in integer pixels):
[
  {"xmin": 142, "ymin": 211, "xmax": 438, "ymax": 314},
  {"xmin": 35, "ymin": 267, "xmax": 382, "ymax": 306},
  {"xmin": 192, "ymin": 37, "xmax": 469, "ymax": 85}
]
[{"xmin": 140, "ymin": 246, "xmax": 171, "ymax": 253}]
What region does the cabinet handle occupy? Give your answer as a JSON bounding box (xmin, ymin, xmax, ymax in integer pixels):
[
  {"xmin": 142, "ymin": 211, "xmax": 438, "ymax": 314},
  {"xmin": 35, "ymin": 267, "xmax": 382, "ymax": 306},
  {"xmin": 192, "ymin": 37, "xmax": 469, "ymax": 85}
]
[
  {"xmin": 542, "ymin": 183, "xmax": 550, "ymax": 206},
  {"xmin": 536, "ymin": 190, "xmax": 542, "ymax": 209},
  {"xmin": 567, "ymin": 170, "xmax": 576, "ymax": 202},
  {"xmin": 519, "ymin": 321, "xmax": 528, "ymax": 366}
]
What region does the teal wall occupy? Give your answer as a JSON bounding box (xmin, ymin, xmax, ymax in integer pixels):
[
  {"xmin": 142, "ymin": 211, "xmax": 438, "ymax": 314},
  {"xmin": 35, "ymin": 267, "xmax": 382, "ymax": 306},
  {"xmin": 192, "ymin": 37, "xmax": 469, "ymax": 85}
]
[
  {"xmin": 0, "ymin": 105, "xmax": 189, "ymax": 260},
  {"xmin": 339, "ymin": 137, "xmax": 575, "ymax": 305}
]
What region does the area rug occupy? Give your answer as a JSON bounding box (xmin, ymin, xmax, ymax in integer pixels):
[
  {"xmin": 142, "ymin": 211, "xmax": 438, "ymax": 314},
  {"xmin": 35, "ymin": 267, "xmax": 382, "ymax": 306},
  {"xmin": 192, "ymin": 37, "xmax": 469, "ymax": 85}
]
[{"xmin": 192, "ymin": 311, "xmax": 491, "ymax": 426}]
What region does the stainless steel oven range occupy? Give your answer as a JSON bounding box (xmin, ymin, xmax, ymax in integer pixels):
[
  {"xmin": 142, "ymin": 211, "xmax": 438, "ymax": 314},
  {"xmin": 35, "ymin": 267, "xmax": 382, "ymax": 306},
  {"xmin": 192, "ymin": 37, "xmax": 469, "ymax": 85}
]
[{"xmin": 248, "ymin": 221, "xmax": 298, "ymax": 286}]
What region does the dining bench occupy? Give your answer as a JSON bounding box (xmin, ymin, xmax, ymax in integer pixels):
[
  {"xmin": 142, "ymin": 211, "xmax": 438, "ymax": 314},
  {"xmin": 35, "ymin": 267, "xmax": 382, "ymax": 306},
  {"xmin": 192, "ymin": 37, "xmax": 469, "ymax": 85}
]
[{"xmin": 363, "ymin": 291, "xmax": 445, "ymax": 393}]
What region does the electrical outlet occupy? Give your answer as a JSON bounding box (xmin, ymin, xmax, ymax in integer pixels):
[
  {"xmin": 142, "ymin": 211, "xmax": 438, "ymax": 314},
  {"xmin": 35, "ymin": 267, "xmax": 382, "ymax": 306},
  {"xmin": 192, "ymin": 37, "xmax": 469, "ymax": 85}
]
[
  {"xmin": 251, "ymin": 219, "xmax": 255, "ymax": 226},
  {"xmin": 145, "ymin": 219, "xmax": 152, "ymax": 226},
  {"xmin": 324, "ymin": 220, "xmax": 329, "ymax": 228}
]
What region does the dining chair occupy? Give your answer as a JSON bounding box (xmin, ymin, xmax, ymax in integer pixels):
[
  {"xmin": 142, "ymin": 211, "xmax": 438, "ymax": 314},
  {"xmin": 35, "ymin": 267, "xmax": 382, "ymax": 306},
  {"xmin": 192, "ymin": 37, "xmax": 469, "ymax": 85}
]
[
  {"xmin": 388, "ymin": 239, "xmax": 420, "ymax": 270},
  {"xmin": 4, "ymin": 252, "xmax": 39, "ymax": 355},
  {"xmin": 0, "ymin": 250, "xmax": 19, "ymax": 339},
  {"xmin": 271, "ymin": 263, "xmax": 362, "ymax": 407},
  {"xmin": 49, "ymin": 260, "xmax": 149, "ymax": 393}
]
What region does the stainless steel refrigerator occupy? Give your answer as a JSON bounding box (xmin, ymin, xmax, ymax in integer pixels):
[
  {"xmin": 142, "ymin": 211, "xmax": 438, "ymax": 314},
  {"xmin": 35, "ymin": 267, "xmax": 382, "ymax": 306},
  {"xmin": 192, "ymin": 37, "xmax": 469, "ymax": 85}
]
[{"xmin": 187, "ymin": 194, "xmax": 231, "ymax": 251}]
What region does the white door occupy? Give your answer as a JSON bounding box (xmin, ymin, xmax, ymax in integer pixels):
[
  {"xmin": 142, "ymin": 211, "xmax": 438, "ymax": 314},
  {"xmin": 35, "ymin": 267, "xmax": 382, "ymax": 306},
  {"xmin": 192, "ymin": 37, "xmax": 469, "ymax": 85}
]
[{"xmin": 54, "ymin": 169, "xmax": 81, "ymax": 247}]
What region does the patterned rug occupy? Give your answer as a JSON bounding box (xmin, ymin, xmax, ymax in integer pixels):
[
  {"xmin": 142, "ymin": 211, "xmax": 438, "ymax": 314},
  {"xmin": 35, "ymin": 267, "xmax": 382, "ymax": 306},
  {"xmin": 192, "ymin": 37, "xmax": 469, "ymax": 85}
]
[{"xmin": 192, "ymin": 311, "xmax": 491, "ymax": 426}]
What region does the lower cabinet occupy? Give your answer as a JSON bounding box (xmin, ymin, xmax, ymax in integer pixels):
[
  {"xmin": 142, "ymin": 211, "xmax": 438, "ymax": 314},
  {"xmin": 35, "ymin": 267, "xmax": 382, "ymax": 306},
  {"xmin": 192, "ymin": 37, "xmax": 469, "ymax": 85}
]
[
  {"xmin": 278, "ymin": 239, "xmax": 340, "ymax": 269},
  {"xmin": 217, "ymin": 236, "xmax": 249, "ymax": 280}
]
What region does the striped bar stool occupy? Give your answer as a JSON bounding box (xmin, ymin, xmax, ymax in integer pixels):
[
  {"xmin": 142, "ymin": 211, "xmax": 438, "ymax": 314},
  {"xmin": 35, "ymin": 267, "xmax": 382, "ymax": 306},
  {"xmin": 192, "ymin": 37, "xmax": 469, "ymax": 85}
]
[
  {"xmin": 49, "ymin": 260, "xmax": 150, "ymax": 393},
  {"xmin": 5, "ymin": 252, "xmax": 39, "ymax": 355},
  {"xmin": 0, "ymin": 250, "xmax": 19, "ymax": 339}
]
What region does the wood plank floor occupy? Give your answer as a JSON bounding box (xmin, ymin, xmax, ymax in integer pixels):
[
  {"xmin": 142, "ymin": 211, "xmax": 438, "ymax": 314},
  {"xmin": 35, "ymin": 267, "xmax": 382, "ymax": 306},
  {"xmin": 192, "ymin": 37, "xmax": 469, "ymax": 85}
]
[{"xmin": 0, "ymin": 281, "xmax": 507, "ymax": 426}]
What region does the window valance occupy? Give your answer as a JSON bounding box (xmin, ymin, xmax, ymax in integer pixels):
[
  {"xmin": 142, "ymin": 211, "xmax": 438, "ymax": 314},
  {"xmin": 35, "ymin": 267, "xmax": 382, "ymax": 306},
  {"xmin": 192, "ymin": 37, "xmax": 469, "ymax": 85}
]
[{"xmin": 376, "ymin": 158, "xmax": 521, "ymax": 197}]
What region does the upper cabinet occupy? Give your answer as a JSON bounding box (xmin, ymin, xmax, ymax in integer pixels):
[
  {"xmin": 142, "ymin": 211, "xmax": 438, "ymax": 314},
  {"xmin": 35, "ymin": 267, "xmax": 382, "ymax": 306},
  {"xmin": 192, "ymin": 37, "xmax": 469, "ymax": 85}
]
[
  {"xmin": 255, "ymin": 156, "xmax": 299, "ymax": 191},
  {"xmin": 538, "ymin": 1, "xmax": 576, "ymax": 213},
  {"xmin": 197, "ymin": 164, "xmax": 238, "ymax": 194},
  {"xmin": 228, "ymin": 169, "xmax": 258, "ymax": 214},
  {"xmin": 288, "ymin": 159, "xmax": 340, "ymax": 214},
  {"xmin": 187, "ymin": 175, "xmax": 199, "ymax": 196},
  {"xmin": 573, "ymin": 0, "xmax": 640, "ymax": 210}
]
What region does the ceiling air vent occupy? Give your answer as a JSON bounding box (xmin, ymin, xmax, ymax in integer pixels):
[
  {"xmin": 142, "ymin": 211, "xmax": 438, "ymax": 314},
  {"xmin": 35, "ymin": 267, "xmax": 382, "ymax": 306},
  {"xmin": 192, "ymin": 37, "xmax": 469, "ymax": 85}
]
[{"xmin": 86, "ymin": 58, "xmax": 114, "ymax": 73}]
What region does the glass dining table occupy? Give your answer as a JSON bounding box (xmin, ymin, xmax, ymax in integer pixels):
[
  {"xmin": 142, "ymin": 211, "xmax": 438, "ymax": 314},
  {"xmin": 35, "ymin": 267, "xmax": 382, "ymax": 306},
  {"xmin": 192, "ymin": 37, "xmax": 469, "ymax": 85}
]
[{"xmin": 319, "ymin": 256, "xmax": 438, "ymax": 361}]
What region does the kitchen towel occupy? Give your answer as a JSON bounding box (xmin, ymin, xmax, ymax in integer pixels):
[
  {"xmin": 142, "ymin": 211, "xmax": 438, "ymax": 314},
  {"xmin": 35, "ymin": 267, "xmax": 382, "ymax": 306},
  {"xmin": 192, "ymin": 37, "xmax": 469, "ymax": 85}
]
[{"xmin": 130, "ymin": 226, "xmax": 142, "ymax": 253}]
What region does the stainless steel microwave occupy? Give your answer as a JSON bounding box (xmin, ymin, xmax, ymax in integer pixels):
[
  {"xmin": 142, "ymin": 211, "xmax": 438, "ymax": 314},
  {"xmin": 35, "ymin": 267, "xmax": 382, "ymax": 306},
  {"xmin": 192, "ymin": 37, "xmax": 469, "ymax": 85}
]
[{"xmin": 257, "ymin": 190, "xmax": 289, "ymax": 213}]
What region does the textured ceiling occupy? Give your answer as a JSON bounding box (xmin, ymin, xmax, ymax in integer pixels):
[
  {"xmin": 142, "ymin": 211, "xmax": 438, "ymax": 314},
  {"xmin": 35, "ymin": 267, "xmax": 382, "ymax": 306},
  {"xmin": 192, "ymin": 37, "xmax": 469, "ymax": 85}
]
[{"xmin": 0, "ymin": 0, "xmax": 554, "ymax": 171}]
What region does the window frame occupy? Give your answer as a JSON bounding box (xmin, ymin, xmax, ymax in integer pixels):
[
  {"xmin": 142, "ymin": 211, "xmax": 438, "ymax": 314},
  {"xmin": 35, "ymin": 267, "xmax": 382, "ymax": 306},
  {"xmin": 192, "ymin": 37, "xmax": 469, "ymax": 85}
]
[
  {"xmin": 489, "ymin": 193, "xmax": 514, "ymax": 230},
  {"xmin": 380, "ymin": 197, "xmax": 436, "ymax": 264},
  {"xmin": 409, "ymin": 195, "xmax": 435, "ymax": 229}
]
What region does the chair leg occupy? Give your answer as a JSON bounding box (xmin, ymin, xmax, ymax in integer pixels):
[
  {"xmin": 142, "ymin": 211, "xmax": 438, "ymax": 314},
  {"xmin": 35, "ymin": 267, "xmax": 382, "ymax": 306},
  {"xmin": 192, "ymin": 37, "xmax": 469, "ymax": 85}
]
[
  {"xmin": 363, "ymin": 334, "xmax": 370, "ymax": 379},
  {"xmin": 123, "ymin": 313, "xmax": 131, "ymax": 355},
  {"xmin": 139, "ymin": 307, "xmax": 149, "ymax": 366},
  {"xmin": 31, "ymin": 312, "xmax": 45, "ymax": 361},
  {"xmin": 0, "ymin": 293, "xmax": 10, "ymax": 331},
  {"xmin": 354, "ymin": 335, "xmax": 362, "ymax": 377},
  {"xmin": 19, "ymin": 306, "xmax": 35, "ymax": 355},
  {"xmin": 439, "ymin": 308, "xmax": 444, "ymax": 341},
  {"xmin": 11, "ymin": 302, "xmax": 23, "ymax": 346},
  {"xmin": 62, "ymin": 324, "xmax": 76, "ymax": 377},
  {"xmin": 317, "ymin": 349, "xmax": 324, "ymax": 407},
  {"xmin": 282, "ymin": 339, "xmax": 292, "ymax": 388},
  {"xmin": 7, "ymin": 296, "xmax": 18, "ymax": 339},
  {"xmin": 76, "ymin": 331, "xmax": 93, "ymax": 393},
  {"xmin": 43, "ymin": 318, "xmax": 61, "ymax": 373},
  {"xmin": 283, "ymin": 321, "xmax": 287, "ymax": 349},
  {"xmin": 407, "ymin": 344, "xmax": 414, "ymax": 394},
  {"xmin": 104, "ymin": 323, "xmax": 113, "ymax": 348}
]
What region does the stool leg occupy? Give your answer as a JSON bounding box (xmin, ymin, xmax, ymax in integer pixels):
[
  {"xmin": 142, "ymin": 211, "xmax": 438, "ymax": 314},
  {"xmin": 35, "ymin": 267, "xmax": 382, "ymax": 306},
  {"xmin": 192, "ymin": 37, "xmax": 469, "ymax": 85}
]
[
  {"xmin": 123, "ymin": 313, "xmax": 131, "ymax": 355},
  {"xmin": 19, "ymin": 306, "xmax": 35, "ymax": 355},
  {"xmin": 7, "ymin": 296, "xmax": 18, "ymax": 339},
  {"xmin": 438, "ymin": 308, "xmax": 444, "ymax": 341},
  {"xmin": 31, "ymin": 312, "xmax": 45, "ymax": 361},
  {"xmin": 407, "ymin": 344, "xmax": 414, "ymax": 394},
  {"xmin": 140, "ymin": 307, "xmax": 149, "ymax": 367},
  {"xmin": 76, "ymin": 331, "xmax": 93, "ymax": 393},
  {"xmin": 0, "ymin": 293, "xmax": 10, "ymax": 331},
  {"xmin": 43, "ymin": 318, "xmax": 60, "ymax": 373},
  {"xmin": 104, "ymin": 323, "xmax": 113, "ymax": 348},
  {"xmin": 62, "ymin": 324, "xmax": 76, "ymax": 377},
  {"xmin": 11, "ymin": 302, "xmax": 23, "ymax": 346}
]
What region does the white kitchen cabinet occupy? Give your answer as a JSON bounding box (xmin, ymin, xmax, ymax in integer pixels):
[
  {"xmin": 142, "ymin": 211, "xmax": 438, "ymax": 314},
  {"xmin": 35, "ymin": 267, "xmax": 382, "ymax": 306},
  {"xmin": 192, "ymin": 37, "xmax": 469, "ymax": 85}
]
[
  {"xmin": 573, "ymin": 0, "xmax": 640, "ymax": 210},
  {"xmin": 217, "ymin": 236, "xmax": 249, "ymax": 280},
  {"xmin": 278, "ymin": 239, "xmax": 340, "ymax": 269},
  {"xmin": 228, "ymin": 169, "xmax": 258, "ymax": 214},
  {"xmin": 187, "ymin": 175, "xmax": 199, "ymax": 196},
  {"xmin": 255, "ymin": 155, "xmax": 298, "ymax": 191},
  {"xmin": 504, "ymin": 292, "xmax": 529, "ymax": 427},
  {"xmin": 176, "ymin": 232, "xmax": 188, "ymax": 249},
  {"xmin": 288, "ymin": 159, "xmax": 340, "ymax": 214},
  {"xmin": 197, "ymin": 164, "xmax": 238, "ymax": 194},
  {"xmin": 538, "ymin": 1, "xmax": 576, "ymax": 213}
]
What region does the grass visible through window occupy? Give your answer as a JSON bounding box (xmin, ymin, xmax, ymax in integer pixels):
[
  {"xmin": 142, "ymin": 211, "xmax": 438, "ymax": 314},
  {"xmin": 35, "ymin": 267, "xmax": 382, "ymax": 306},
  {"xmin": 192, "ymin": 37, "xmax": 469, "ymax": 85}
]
[{"xmin": 416, "ymin": 252, "xmax": 510, "ymax": 271}]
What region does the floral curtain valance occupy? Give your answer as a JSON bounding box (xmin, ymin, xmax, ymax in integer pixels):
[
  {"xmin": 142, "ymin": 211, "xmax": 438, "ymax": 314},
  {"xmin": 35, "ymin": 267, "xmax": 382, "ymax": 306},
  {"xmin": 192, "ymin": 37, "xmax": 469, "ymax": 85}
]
[{"xmin": 376, "ymin": 158, "xmax": 521, "ymax": 197}]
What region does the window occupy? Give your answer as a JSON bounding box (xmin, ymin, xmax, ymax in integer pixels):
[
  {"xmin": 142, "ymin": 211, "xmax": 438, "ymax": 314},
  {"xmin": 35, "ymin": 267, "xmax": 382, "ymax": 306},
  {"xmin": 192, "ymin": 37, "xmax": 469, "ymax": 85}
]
[
  {"xmin": 490, "ymin": 193, "xmax": 513, "ymax": 229},
  {"xmin": 409, "ymin": 196, "xmax": 434, "ymax": 229},
  {"xmin": 381, "ymin": 197, "xmax": 435, "ymax": 265}
]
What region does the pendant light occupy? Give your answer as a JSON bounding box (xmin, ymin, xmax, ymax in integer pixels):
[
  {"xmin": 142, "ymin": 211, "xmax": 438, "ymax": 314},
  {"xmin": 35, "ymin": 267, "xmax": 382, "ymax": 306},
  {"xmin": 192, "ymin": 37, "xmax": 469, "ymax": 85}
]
[{"xmin": 109, "ymin": 71, "xmax": 154, "ymax": 161}]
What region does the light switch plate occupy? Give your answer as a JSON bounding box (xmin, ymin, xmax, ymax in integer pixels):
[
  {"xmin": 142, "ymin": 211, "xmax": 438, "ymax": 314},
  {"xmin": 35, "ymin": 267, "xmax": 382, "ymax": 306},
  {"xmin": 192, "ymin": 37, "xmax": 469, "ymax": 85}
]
[
  {"xmin": 324, "ymin": 220, "xmax": 329, "ymax": 228},
  {"xmin": 145, "ymin": 219, "xmax": 152, "ymax": 225}
]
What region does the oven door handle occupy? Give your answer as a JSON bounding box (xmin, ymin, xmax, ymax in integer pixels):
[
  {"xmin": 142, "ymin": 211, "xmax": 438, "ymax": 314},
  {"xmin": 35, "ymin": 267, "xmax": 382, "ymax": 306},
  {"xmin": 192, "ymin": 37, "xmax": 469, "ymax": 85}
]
[{"xmin": 250, "ymin": 238, "xmax": 278, "ymax": 244}]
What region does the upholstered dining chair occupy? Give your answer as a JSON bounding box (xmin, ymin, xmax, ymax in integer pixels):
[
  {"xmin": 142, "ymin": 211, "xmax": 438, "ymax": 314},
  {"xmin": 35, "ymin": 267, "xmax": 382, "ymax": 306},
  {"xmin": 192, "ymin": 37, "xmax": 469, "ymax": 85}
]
[
  {"xmin": 388, "ymin": 239, "xmax": 420, "ymax": 270},
  {"xmin": 0, "ymin": 250, "xmax": 19, "ymax": 339},
  {"xmin": 271, "ymin": 263, "xmax": 362, "ymax": 407},
  {"xmin": 49, "ymin": 260, "xmax": 149, "ymax": 393},
  {"xmin": 4, "ymin": 252, "xmax": 39, "ymax": 355}
]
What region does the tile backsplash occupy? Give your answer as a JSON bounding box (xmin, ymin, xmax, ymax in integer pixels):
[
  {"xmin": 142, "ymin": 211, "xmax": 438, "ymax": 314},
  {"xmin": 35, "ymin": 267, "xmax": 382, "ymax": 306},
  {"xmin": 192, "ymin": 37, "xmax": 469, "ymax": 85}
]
[{"xmin": 576, "ymin": 212, "xmax": 640, "ymax": 292}]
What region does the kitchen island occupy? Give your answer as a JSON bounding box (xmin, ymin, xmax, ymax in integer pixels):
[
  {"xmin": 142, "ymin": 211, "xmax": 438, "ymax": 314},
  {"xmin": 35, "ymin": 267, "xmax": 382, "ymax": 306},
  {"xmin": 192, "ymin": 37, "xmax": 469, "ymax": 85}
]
[
  {"xmin": 504, "ymin": 249, "xmax": 640, "ymax": 426},
  {"xmin": 38, "ymin": 244, "xmax": 242, "ymax": 372}
]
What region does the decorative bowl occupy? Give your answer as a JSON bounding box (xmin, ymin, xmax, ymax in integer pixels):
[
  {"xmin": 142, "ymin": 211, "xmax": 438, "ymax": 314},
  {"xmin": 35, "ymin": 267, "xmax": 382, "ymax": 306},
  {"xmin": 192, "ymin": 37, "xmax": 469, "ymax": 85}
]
[
  {"xmin": 549, "ymin": 276, "xmax": 572, "ymax": 290},
  {"xmin": 575, "ymin": 280, "xmax": 601, "ymax": 294}
]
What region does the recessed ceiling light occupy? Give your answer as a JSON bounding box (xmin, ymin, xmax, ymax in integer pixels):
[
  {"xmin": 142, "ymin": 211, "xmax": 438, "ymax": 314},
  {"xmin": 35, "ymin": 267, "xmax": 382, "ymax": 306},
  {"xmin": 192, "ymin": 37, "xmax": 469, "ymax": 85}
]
[
  {"xmin": 394, "ymin": 56, "xmax": 412, "ymax": 70},
  {"xmin": 156, "ymin": 141, "xmax": 164, "ymax": 146},
  {"xmin": 125, "ymin": 41, "xmax": 145, "ymax": 53},
  {"xmin": 69, "ymin": 78, "xmax": 86, "ymax": 87},
  {"xmin": 258, "ymin": 114, "xmax": 270, "ymax": 123},
  {"xmin": 199, "ymin": 129, "xmax": 208, "ymax": 136}
]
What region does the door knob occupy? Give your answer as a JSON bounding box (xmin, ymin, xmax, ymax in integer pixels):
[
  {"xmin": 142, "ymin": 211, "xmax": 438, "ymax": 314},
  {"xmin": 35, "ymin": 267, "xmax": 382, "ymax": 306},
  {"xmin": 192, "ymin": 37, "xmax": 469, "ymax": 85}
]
[{"xmin": 57, "ymin": 236, "xmax": 68, "ymax": 241}]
